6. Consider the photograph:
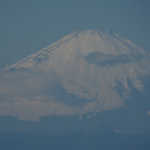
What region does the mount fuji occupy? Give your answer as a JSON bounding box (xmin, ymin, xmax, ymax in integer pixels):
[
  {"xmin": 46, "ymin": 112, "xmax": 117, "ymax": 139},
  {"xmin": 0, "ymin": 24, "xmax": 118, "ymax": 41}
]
[{"xmin": 0, "ymin": 30, "xmax": 150, "ymax": 134}]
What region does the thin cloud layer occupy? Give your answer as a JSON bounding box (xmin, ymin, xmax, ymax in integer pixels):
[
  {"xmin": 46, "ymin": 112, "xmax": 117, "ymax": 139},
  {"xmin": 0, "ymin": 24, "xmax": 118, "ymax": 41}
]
[
  {"xmin": 147, "ymin": 111, "xmax": 150, "ymax": 115},
  {"xmin": 0, "ymin": 69, "xmax": 98, "ymax": 121},
  {"xmin": 84, "ymin": 51, "xmax": 142, "ymax": 66}
]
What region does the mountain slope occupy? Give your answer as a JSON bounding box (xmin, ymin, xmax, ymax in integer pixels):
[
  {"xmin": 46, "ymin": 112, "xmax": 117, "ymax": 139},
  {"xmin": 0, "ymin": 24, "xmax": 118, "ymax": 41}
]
[{"xmin": 1, "ymin": 30, "xmax": 150, "ymax": 122}]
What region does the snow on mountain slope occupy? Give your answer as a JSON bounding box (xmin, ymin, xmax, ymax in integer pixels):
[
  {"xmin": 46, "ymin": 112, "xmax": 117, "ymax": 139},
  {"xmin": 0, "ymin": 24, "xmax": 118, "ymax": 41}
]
[
  {"xmin": 1, "ymin": 30, "xmax": 150, "ymax": 120},
  {"xmin": 11, "ymin": 30, "xmax": 146, "ymax": 69}
]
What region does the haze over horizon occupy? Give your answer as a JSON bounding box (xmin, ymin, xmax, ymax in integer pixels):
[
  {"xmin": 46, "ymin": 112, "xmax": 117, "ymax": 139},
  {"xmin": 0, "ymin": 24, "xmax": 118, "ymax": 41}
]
[{"xmin": 1, "ymin": 1, "xmax": 150, "ymax": 150}]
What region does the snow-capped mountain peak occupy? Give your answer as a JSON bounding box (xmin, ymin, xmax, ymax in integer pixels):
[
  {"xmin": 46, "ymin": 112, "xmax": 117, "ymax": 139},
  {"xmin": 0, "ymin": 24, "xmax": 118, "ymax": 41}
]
[
  {"xmin": 1, "ymin": 30, "xmax": 150, "ymax": 120},
  {"xmin": 11, "ymin": 30, "xmax": 146, "ymax": 69}
]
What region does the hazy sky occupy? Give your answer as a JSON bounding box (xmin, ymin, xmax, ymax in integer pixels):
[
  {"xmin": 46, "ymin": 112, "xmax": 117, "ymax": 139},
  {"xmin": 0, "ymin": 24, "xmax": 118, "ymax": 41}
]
[{"xmin": 0, "ymin": 0, "xmax": 150, "ymax": 65}]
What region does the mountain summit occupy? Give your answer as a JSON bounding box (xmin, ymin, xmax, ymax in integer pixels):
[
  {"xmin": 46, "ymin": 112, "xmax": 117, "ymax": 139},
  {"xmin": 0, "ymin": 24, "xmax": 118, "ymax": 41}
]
[
  {"xmin": 11, "ymin": 30, "xmax": 147, "ymax": 69},
  {"xmin": 1, "ymin": 30, "xmax": 150, "ymax": 123}
]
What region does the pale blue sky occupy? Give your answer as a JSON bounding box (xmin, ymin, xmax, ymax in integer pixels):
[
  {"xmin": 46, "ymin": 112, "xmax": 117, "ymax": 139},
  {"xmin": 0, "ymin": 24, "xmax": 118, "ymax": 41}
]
[{"xmin": 0, "ymin": 0, "xmax": 150, "ymax": 65}]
